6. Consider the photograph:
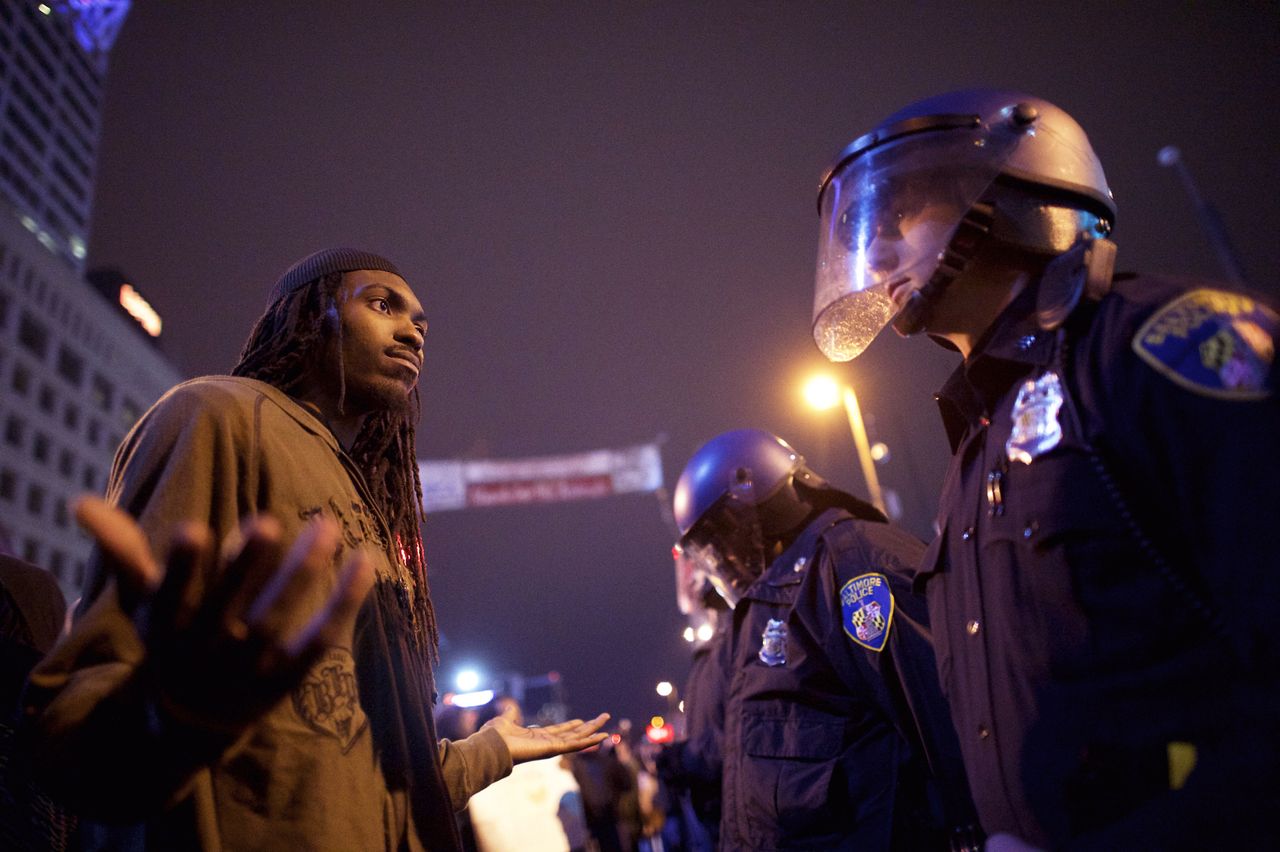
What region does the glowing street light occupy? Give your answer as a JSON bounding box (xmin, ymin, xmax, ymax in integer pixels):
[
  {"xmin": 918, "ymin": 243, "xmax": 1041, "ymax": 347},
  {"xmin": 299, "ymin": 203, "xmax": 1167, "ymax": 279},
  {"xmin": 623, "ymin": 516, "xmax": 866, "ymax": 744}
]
[
  {"xmin": 656, "ymin": 681, "xmax": 674, "ymax": 698},
  {"xmin": 802, "ymin": 374, "xmax": 887, "ymax": 516},
  {"xmin": 455, "ymin": 668, "xmax": 481, "ymax": 692}
]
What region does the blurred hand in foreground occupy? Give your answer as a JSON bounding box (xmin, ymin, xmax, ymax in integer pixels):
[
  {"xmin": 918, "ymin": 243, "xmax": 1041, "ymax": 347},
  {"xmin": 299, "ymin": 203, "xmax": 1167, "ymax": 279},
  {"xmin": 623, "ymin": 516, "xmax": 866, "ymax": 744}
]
[{"xmin": 73, "ymin": 496, "xmax": 375, "ymax": 733}]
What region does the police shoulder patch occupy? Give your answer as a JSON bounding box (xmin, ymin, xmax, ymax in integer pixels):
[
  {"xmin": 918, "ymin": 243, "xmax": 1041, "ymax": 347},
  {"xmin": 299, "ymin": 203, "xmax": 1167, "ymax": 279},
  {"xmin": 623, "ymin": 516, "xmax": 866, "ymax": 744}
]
[
  {"xmin": 1132, "ymin": 288, "xmax": 1277, "ymax": 399},
  {"xmin": 840, "ymin": 572, "xmax": 894, "ymax": 653}
]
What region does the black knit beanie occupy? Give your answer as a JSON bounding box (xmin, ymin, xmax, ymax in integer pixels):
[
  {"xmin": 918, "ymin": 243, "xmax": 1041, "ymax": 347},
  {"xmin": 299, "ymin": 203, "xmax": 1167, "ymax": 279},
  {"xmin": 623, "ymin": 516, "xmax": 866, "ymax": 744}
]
[{"xmin": 269, "ymin": 247, "xmax": 401, "ymax": 305}]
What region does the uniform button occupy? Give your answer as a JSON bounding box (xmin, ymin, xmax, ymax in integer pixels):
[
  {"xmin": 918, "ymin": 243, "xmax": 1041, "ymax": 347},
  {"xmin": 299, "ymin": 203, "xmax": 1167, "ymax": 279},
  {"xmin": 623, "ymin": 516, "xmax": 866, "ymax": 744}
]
[
  {"xmin": 793, "ymin": 557, "xmax": 807, "ymax": 573},
  {"xmin": 961, "ymin": 526, "xmax": 974, "ymax": 541},
  {"xmin": 966, "ymin": 619, "xmax": 980, "ymax": 636},
  {"xmin": 1023, "ymin": 521, "xmax": 1038, "ymax": 539},
  {"xmin": 978, "ymin": 725, "xmax": 991, "ymax": 740}
]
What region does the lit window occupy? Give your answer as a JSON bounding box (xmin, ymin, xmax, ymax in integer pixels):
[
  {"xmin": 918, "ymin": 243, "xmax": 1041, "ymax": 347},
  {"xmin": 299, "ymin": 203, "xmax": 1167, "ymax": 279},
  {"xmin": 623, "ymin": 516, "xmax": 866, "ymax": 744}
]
[{"xmin": 118, "ymin": 284, "xmax": 162, "ymax": 337}]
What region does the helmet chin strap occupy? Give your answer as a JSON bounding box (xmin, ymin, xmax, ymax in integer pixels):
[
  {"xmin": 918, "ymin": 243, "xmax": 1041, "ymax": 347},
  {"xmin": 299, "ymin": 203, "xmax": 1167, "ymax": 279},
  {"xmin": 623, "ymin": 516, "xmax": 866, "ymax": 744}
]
[{"xmin": 891, "ymin": 202, "xmax": 995, "ymax": 337}]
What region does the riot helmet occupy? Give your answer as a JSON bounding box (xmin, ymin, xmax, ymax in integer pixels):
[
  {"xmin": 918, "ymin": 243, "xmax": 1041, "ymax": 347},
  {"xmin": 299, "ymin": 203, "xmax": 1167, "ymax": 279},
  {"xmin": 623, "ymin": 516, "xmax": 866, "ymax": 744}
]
[
  {"xmin": 812, "ymin": 89, "xmax": 1116, "ymax": 360},
  {"xmin": 673, "ymin": 429, "xmax": 824, "ymax": 607}
]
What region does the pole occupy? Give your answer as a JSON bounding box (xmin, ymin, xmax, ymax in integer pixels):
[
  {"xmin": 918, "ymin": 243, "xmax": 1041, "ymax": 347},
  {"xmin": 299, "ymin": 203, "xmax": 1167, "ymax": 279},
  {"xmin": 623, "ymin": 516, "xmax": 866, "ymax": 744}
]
[
  {"xmin": 841, "ymin": 386, "xmax": 887, "ymax": 516},
  {"xmin": 1157, "ymin": 146, "xmax": 1247, "ymax": 286}
]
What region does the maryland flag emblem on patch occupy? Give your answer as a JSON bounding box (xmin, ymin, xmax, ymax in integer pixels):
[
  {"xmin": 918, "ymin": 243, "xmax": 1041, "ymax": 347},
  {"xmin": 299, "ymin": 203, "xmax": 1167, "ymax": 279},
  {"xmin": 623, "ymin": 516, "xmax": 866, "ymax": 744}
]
[
  {"xmin": 840, "ymin": 573, "xmax": 894, "ymax": 653},
  {"xmin": 1133, "ymin": 288, "xmax": 1277, "ymax": 399}
]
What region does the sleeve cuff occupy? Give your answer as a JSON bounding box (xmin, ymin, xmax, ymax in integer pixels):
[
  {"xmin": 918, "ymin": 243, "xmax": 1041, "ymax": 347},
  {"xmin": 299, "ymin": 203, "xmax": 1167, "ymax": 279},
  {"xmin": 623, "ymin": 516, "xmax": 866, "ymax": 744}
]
[{"xmin": 438, "ymin": 724, "xmax": 513, "ymax": 809}]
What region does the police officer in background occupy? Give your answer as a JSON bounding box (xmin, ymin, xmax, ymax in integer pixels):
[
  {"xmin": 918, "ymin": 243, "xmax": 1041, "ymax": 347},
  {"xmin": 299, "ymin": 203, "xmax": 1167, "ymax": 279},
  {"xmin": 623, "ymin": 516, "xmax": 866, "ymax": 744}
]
[
  {"xmin": 673, "ymin": 429, "xmax": 976, "ymax": 851},
  {"xmin": 654, "ymin": 544, "xmax": 728, "ymax": 851},
  {"xmin": 811, "ymin": 89, "xmax": 1280, "ymax": 849}
]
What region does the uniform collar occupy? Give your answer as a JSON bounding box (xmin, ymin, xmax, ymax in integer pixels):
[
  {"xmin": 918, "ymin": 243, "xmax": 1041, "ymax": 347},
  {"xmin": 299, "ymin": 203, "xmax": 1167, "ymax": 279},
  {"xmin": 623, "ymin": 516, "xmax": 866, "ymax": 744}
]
[
  {"xmin": 934, "ymin": 282, "xmax": 1056, "ymax": 452},
  {"xmin": 743, "ymin": 508, "xmax": 851, "ymax": 604}
]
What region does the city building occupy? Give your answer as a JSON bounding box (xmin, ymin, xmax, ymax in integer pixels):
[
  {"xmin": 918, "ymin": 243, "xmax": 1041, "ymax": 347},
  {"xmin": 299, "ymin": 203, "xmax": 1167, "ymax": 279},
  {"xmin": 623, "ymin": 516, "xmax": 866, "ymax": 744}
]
[{"xmin": 0, "ymin": 0, "xmax": 183, "ymax": 604}]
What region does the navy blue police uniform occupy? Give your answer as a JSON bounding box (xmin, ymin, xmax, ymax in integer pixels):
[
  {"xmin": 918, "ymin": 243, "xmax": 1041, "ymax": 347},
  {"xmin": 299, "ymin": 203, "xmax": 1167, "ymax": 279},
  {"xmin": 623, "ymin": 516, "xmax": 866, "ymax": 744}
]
[
  {"xmin": 721, "ymin": 507, "xmax": 975, "ymax": 851},
  {"xmin": 919, "ymin": 265, "xmax": 1280, "ymax": 849},
  {"xmin": 657, "ymin": 624, "xmax": 727, "ymax": 851}
]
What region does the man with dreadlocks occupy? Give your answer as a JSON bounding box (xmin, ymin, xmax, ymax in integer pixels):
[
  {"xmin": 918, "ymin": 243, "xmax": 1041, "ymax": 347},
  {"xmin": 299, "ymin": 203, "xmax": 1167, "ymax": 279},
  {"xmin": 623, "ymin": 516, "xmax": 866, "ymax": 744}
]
[{"xmin": 26, "ymin": 248, "xmax": 608, "ymax": 850}]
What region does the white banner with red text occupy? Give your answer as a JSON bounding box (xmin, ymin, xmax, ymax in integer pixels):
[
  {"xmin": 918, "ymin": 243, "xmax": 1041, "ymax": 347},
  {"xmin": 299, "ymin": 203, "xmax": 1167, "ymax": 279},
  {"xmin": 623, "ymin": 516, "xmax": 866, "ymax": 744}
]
[{"xmin": 419, "ymin": 442, "xmax": 664, "ymax": 512}]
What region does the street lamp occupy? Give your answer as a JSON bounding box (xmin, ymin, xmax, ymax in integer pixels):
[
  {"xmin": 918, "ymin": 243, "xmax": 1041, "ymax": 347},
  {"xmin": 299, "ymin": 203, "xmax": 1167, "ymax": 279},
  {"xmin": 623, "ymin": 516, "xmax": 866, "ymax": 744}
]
[
  {"xmin": 656, "ymin": 680, "xmax": 683, "ymax": 737},
  {"xmin": 802, "ymin": 374, "xmax": 887, "ymax": 516}
]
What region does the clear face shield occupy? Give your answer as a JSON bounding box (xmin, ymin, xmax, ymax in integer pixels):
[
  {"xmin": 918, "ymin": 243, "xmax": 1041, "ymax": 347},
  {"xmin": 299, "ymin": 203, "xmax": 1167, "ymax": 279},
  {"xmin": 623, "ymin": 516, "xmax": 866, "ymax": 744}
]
[
  {"xmin": 678, "ymin": 476, "xmax": 767, "ymax": 609},
  {"xmin": 674, "ymin": 544, "xmax": 721, "ymax": 644},
  {"xmin": 812, "ymin": 125, "xmax": 1020, "ymax": 361}
]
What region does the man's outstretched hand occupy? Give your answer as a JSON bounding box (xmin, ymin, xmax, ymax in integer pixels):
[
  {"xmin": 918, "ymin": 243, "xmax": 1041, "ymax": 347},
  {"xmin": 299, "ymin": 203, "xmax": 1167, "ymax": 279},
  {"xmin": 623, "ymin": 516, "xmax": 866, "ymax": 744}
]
[
  {"xmin": 73, "ymin": 496, "xmax": 375, "ymax": 733},
  {"xmin": 482, "ymin": 713, "xmax": 611, "ymax": 764}
]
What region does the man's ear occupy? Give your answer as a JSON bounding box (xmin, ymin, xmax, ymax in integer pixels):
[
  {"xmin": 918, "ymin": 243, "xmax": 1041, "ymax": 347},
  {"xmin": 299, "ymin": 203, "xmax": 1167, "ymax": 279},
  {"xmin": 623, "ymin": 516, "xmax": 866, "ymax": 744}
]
[{"xmin": 323, "ymin": 302, "xmax": 341, "ymax": 334}]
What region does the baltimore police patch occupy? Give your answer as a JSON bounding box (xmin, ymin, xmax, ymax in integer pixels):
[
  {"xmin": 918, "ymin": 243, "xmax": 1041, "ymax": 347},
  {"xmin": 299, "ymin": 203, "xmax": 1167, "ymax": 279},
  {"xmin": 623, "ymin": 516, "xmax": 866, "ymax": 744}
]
[
  {"xmin": 840, "ymin": 573, "xmax": 894, "ymax": 653},
  {"xmin": 1133, "ymin": 288, "xmax": 1277, "ymax": 399}
]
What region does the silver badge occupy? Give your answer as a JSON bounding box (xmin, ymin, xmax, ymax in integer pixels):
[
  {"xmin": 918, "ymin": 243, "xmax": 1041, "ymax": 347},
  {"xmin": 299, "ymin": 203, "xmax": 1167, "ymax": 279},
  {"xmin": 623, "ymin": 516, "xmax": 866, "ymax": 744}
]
[
  {"xmin": 759, "ymin": 618, "xmax": 787, "ymax": 666},
  {"xmin": 1006, "ymin": 370, "xmax": 1064, "ymax": 464}
]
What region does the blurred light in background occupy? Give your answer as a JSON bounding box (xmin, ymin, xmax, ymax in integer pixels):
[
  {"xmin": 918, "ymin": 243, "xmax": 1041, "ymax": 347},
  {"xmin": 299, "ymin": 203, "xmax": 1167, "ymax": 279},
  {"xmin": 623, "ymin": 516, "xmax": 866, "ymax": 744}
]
[
  {"xmin": 455, "ymin": 668, "xmax": 482, "ymax": 692},
  {"xmin": 450, "ymin": 689, "xmax": 495, "ymax": 708},
  {"xmin": 803, "ymin": 374, "xmax": 842, "ymax": 411}
]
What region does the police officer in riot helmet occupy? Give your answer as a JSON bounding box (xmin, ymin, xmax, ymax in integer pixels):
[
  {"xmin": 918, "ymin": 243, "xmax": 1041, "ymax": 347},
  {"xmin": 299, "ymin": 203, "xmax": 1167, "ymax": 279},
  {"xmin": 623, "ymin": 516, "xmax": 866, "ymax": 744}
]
[
  {"xmin": 674, "ymin": 429, "xmax": 977, "ymax": 851},
  {"xmin": 654, "ymin": 544, "xmax": 728, "ymax": 852},
  {"xmin": 813, "ymin": 90, "xmax": 1280, "ymax": 849}
]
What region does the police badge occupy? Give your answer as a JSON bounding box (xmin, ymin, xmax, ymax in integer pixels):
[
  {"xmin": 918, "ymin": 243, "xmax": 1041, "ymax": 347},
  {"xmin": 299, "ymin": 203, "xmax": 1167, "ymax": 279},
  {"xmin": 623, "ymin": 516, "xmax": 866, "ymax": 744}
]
[
  {"xmin": 759, "ymin": 618, "xmax": 788, "ymax": 666},
  {"xmin": 841, "ymin": 573, "xmax": 894, "ymax": 653},
  {"xmin": 1006, "ymin": 370, "xmax": 1064, "ymax": 464}
]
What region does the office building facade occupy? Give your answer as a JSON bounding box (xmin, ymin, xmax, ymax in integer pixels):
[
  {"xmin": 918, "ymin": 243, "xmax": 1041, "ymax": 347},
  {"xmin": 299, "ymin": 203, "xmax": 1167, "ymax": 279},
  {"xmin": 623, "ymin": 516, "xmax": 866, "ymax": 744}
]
[{"xmin": 0, "ymin": 0, "xmax": 182, "ymax": 603}]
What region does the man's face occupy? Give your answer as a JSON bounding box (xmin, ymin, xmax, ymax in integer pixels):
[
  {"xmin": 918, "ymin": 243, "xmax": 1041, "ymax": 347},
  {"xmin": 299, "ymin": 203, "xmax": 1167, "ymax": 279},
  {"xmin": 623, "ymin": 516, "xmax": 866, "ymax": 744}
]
[
  {"xmin": 864, "ymin": 198, "xmax": 963, "ymax": 315},
  {"xmin": 333, "ymin": 269, "xmax": 427, "ymax": 415}
]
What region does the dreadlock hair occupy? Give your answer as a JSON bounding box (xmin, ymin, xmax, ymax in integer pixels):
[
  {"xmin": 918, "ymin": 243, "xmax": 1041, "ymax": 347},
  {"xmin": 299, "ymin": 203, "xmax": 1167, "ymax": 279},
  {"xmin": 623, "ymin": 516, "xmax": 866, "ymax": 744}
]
[{"xmin": 231, "ymin": 272, "xmax": 439, "ymax": 659}]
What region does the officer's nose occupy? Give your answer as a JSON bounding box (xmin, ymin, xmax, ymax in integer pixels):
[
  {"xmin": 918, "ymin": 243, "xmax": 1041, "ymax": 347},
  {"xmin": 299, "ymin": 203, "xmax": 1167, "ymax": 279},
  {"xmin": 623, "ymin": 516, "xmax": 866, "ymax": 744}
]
[{"xmin": 866, "ymin": 235, "xmax": 900, "ymax": 276}]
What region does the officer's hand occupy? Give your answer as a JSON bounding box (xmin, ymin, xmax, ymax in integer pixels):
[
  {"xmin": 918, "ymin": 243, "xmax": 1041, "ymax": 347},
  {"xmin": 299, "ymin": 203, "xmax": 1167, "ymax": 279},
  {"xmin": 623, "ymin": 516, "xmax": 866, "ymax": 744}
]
[
  {"xmin": 483, "ymin": 712, "xmax": 610, "ymax": 764},
  {"xmin": 74, "ymin": 496, "xmax": 375, "ymax": 734}
]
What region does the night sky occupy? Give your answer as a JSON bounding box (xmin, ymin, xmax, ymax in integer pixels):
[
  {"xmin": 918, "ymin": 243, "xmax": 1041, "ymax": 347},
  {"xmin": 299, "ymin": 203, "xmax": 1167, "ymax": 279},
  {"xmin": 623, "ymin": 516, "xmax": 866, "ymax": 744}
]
[{"xmin": 86, "ymin": 2, "xmax": 1280, "ymax": 725}]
